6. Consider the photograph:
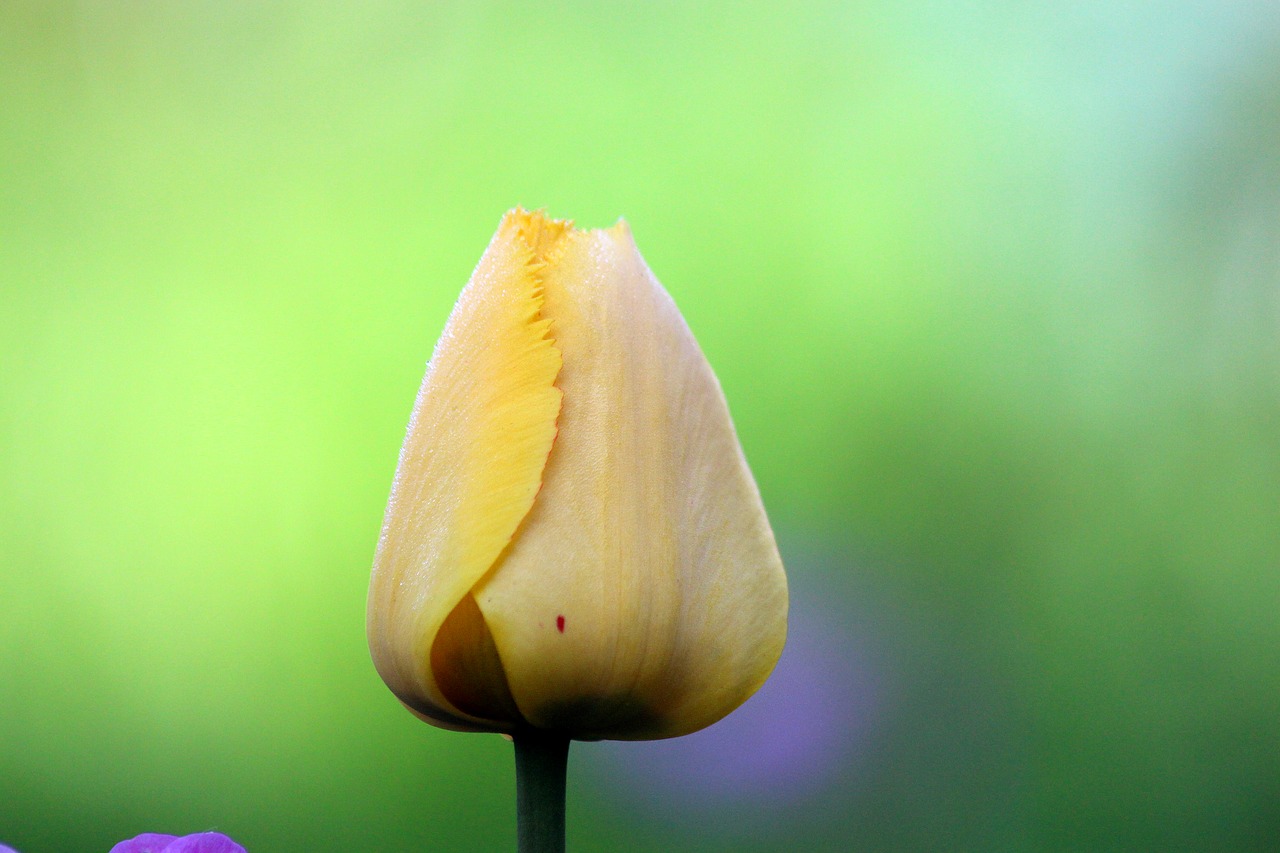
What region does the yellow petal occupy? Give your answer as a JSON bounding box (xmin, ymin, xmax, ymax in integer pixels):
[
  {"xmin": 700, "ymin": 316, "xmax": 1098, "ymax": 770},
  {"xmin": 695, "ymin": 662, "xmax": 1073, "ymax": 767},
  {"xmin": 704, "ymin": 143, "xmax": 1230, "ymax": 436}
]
[
  {"xmin": 367, "ymin": 210, "xmax": 565, "ymax": 731},
  {"xmin": 473, "ymin": 221, "xmax": 788, "ymax": 739}
]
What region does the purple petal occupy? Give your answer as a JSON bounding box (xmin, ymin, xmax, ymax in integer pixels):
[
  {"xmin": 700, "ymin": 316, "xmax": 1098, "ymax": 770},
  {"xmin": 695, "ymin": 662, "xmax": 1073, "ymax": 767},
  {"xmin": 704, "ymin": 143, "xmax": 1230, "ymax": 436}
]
[
  {"xmin": 109, "ymin": 834, "xmax": 244, "ymax": 853},
  {"xmin": 1, "ymin": 844, "xmax": 22, "ymax": 853},
  {"xmin": 110, "ymin": 835, "xmax": 180, "ymax": 853},
  {"xmin": 164, "ymin": 834, "xmax": 246, "ymax": 853}
]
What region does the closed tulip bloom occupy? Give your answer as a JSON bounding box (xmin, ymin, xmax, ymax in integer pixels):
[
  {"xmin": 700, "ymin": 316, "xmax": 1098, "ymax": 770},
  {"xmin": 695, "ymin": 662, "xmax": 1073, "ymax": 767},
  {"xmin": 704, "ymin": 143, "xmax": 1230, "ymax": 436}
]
[{"xmin": 368, "ymin": 209, "xmax": 787, "ymax": 741}]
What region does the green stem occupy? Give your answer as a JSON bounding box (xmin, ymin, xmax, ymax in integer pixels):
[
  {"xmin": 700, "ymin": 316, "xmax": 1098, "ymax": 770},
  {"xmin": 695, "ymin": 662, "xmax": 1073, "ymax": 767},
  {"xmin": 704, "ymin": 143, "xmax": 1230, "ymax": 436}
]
[{"xmin": 513, "ymin": 730, "xmax": 570, "ymax": 853}]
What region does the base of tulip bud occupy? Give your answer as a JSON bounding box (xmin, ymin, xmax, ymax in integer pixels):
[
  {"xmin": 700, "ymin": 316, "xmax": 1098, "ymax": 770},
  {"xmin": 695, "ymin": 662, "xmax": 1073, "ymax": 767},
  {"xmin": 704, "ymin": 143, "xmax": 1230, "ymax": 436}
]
[{"xmin": 513, "ymin": 729, "xmax": 570, "ymax": 853}]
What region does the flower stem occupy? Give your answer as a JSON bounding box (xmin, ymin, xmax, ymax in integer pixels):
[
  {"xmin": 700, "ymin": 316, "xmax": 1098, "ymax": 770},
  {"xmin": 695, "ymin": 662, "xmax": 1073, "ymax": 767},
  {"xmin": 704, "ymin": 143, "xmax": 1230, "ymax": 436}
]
[{"xmin": 513, "ymin": 730, "xmax": 570, "ymax": 853}]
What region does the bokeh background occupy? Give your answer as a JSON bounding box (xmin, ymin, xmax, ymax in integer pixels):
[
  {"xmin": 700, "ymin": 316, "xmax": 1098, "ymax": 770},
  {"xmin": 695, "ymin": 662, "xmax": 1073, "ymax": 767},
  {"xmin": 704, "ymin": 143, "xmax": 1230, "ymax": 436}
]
[{"xmin": 3, "ymin": 2, "xmax": 1279, "ymax": 851}]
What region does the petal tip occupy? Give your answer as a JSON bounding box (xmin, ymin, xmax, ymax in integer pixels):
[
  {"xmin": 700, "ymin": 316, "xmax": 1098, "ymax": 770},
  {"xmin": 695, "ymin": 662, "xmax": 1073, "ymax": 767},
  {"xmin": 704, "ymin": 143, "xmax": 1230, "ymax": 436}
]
[{"xmin": 502, "ymin": 207, "xmax": 575, "ymax": 261}]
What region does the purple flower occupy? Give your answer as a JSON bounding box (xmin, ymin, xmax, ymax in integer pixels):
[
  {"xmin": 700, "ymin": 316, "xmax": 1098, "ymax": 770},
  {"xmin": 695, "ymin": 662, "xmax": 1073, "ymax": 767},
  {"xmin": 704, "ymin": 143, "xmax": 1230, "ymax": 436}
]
[{"xmin": 109, "ymin": 833, "xmax": 245, "ymax": 853}]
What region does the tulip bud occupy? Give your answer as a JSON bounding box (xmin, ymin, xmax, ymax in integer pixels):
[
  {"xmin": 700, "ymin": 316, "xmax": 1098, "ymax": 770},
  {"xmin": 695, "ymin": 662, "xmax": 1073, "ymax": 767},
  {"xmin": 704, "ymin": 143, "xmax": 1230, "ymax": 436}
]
[{"xmin": 368, "ymin": 209, "xmax": 787, "ymax": 741}]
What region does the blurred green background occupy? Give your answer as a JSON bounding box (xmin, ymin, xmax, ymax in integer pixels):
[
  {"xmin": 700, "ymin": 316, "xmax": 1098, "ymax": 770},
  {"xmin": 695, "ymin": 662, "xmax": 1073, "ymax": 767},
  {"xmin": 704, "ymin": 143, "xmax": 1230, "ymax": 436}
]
[{"xmin": 3, "ymin": 1, "xmax": 1278, "ymax": 851}]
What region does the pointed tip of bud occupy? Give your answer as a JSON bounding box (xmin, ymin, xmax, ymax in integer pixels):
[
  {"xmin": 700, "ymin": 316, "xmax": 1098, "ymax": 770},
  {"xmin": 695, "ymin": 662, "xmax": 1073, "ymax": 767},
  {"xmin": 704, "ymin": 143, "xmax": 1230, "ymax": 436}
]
[
  {"xmin": 504, "ymin": 207, "xmax": 635, "ymax": 252},
  {"xmin": 504, "ymin": 207, "xmax": 575, "ymax": 260}
]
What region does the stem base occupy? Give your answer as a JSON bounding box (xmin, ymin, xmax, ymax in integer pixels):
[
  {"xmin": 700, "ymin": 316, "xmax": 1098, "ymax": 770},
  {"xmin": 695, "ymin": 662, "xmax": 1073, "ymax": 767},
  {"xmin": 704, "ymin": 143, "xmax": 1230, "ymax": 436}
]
[{"xmin": 513, "ymin": 730, "xmax": 569, "ymax": 853}]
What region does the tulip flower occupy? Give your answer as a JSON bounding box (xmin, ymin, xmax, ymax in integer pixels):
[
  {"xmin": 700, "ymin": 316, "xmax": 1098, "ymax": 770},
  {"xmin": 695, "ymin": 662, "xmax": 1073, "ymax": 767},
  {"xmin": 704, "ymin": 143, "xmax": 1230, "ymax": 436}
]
[{"xmin": 367, "ymin": 209, "xmax": 787, "ymax": 851}]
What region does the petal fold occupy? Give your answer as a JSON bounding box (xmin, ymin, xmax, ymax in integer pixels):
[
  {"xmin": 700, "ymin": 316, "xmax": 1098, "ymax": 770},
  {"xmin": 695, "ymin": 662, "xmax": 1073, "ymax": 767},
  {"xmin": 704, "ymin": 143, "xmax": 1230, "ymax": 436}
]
[{"xmin": 368, "ymin": 209, "xmax": 565, "ymax": 730}]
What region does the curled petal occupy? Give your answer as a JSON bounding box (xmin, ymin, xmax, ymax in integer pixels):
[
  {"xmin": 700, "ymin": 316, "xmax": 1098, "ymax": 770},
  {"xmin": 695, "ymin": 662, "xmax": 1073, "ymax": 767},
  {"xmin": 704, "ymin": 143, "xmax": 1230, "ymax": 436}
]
[{"xmin": 368, "ymin": 211, "xmax": 565, "ymax": 730}]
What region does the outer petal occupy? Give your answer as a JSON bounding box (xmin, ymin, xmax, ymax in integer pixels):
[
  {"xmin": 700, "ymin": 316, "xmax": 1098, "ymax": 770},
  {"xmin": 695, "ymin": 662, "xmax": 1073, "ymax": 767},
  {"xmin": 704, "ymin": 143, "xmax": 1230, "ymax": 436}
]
[
  {"xmin": 109, "ymin": 836, "xmax": 179, "ymax": 853},
  {"xmin": 474, "ymin": 221, "xmax": 788, "ymax": 739},
  {"xmin": 368, "ymin": 210, "xmax": 565, "ymax": 731},
  {"xmin": 163, "ymin": 835, "xmax": 247, "ymax": 853},
  {"xmin": 109, "ymin": 835, "xmax": 247, "ymax": 853}
]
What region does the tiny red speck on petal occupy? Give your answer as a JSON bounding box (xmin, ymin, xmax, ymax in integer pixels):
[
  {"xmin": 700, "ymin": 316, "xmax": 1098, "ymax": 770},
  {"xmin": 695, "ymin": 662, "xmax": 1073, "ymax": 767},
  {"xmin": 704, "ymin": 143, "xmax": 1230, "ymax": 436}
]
[{"xmin": 556, "ymin": 615, "xmax": 565, "ymax": 633}]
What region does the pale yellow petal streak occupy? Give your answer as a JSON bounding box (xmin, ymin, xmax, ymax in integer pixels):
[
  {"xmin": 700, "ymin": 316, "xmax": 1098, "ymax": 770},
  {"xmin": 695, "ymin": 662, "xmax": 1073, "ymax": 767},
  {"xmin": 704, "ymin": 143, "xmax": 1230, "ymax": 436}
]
[{"xmin": 368, "ymin": 210, "xmax": 566, "ymax": 730}]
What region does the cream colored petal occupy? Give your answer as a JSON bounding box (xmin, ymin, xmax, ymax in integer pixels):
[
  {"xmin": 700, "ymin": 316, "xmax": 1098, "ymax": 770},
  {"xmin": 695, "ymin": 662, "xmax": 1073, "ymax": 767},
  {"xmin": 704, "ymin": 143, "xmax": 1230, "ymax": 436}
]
[
  {"xmin": 474, "ymin": 222, "xmax": 788, "ymax": 739},
  {"xmin": 367, "ymin": 210, "xmax": 566, "ymax": 732}
]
